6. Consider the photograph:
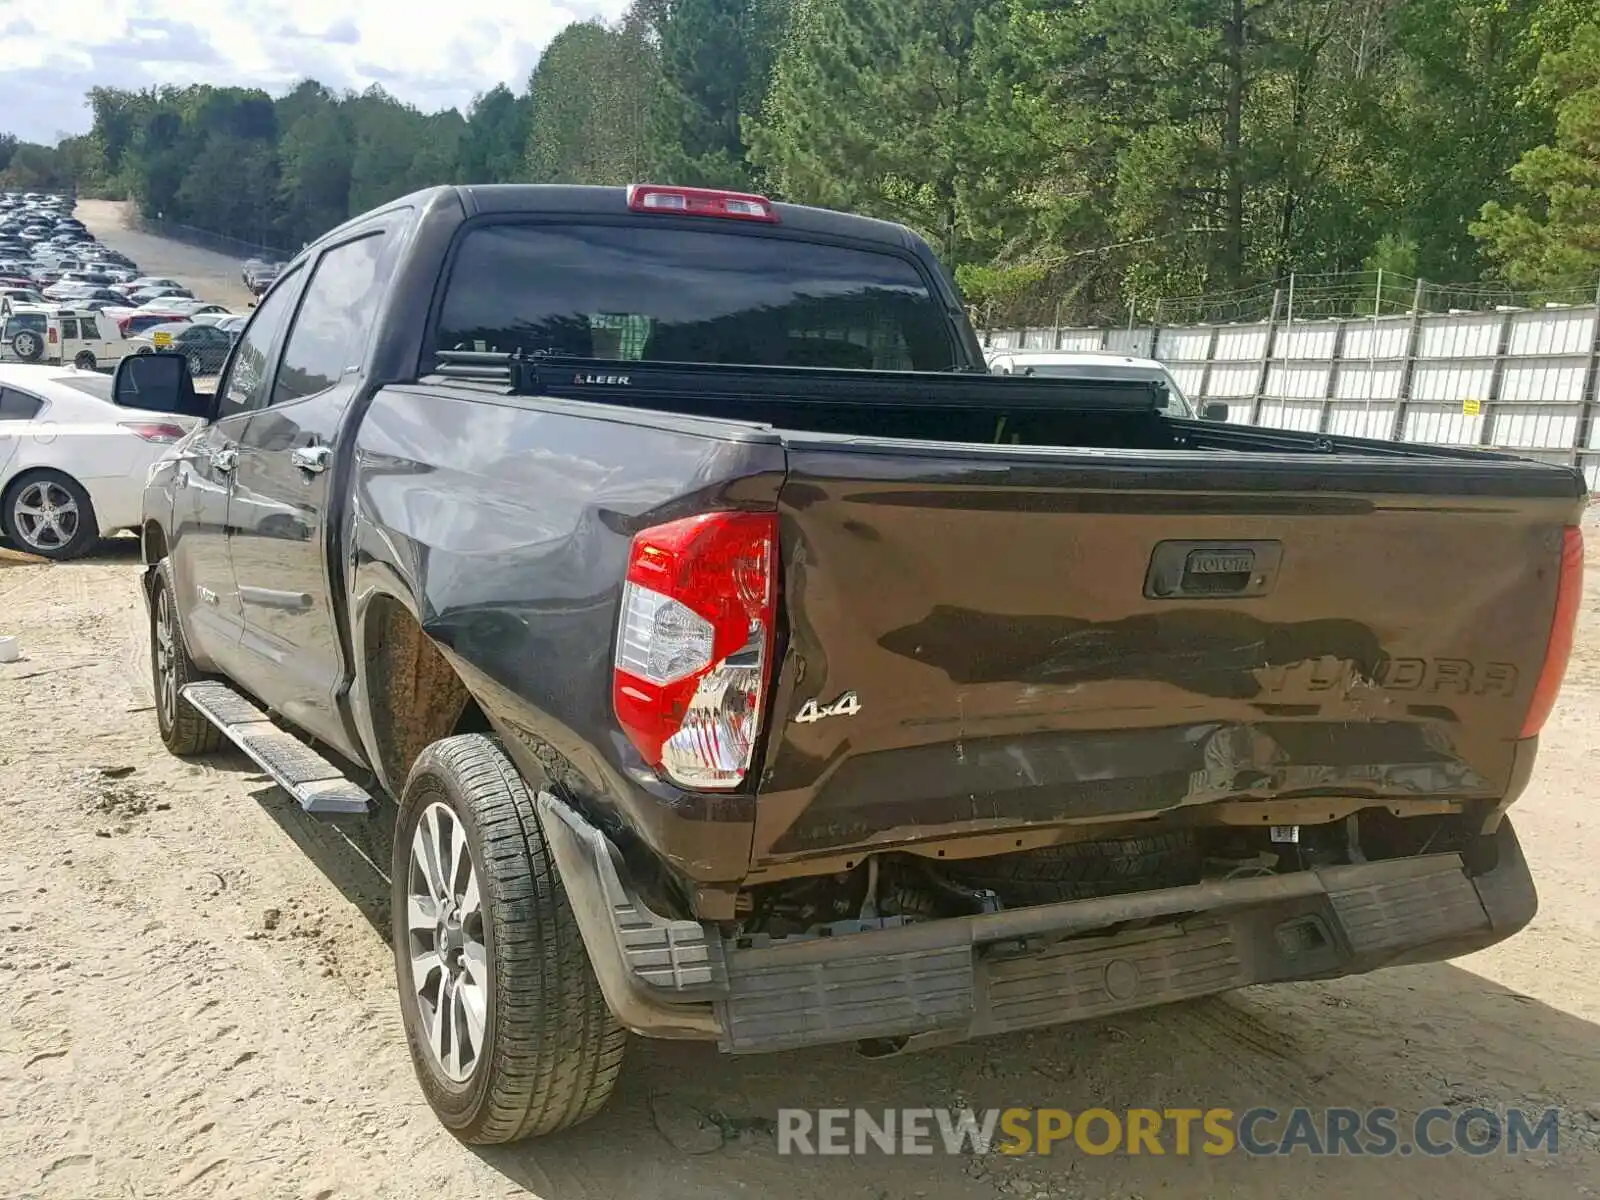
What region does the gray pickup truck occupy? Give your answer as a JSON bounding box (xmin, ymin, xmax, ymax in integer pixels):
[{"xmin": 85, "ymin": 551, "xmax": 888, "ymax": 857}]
[{"xmin": 111, "ymin": 182, "xmax": 1585, "ymax": 1143}]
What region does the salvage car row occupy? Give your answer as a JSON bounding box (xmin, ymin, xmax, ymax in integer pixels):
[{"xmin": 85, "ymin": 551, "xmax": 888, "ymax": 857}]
[{"xmin": 0, "ymin": 191, "xmax": 246, "ymax": 373}]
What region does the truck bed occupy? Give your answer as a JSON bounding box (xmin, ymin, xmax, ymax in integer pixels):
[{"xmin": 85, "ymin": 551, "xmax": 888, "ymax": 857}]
[{"xmin": 356, "ymin": 370, "xmax": 1583, "ymax": 884}]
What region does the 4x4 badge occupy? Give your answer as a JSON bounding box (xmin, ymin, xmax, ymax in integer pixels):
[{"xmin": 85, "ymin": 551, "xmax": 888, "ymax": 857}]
[{"xmin": 795, "ymin": 692, "xmax": 861, "ymax": 724}]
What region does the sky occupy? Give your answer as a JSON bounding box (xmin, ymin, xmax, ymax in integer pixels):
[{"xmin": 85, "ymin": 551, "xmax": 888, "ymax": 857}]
[{"xmin": 0, "ymin": 0, "xmax": 630, "ymax": 145}]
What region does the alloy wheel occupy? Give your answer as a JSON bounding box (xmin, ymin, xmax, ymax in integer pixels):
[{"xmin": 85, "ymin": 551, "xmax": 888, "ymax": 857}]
[
  {"xmin": 152, "ymin": 584, "xmax": 177, "ymax": 730},
  {"xmin": 12, "ymin": 480, "xmax": 79, "ymax": 550},
  {"xmin": 406, "ymin": 801, "xmax": 489, "ymax": 1083}
]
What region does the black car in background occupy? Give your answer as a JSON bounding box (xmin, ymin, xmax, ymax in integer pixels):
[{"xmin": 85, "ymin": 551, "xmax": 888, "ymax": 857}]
[{"xmin": 129, "ymin": 321, "xmax": 233, "ymax": 374}]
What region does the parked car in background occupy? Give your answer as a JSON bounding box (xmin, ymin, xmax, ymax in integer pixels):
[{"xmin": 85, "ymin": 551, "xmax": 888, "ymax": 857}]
[
  {"xmin": 150, "ymin": 299, "xmax": 233, "ymax": 319},
  {"xmin": 1, "ymin": 305, "xmax": 134, "ymax": 371},
  {"xmin": 0, "ymin": 287, "xmax": 47, "ymax": 314},
  {"xmin": 128, "ymin": 286, "xmax": 194, "ymax": 306},
  {"xmin": 984, "ymin": 349, "xmax": 1221, "ymax": 420},
  {"xmin": 128, "ymin": 321, "xmax": 233, "ymax": 375},
  {"xmin": 114, "ymin": 312, "xmax": 192, "ymax": 337},
  {"xmin": 0, "ymin": 363, "xmax": 191, "ymax": 558}
]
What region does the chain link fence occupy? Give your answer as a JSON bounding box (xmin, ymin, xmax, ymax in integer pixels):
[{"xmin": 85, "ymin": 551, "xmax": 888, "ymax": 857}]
[
  {"xmin": 1144, "ymin": 271, "xmax": 1600, "ymax": 327},
  {"xmin": 131, "ymin": 214, "xmax": 294, "ymax": 262}
]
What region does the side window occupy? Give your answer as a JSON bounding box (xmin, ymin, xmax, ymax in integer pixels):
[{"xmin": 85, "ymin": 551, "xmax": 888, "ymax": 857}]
[
  {"xmin": 0, "ymin": 387, "xmax": 44, "ymax": 420},
  {"xmin": 216, "ymin": 267, "xmax": 302, "ymax": 420},
  {"xmin": 59, "ymin": 317, "xmax": 78, "ymax": 339},
  {"xmin": 270, "ymin": 233, "xmax": 388, "ymax": 408},
  {"xmin": 79, "ymin": 316, "xmax": 100, "ymax": 340}
]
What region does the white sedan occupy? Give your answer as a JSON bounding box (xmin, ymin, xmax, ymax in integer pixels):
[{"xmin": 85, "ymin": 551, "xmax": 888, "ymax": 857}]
[{"xmin": 0, "ymin": 363, "xmax": 191, "ymax": 559}]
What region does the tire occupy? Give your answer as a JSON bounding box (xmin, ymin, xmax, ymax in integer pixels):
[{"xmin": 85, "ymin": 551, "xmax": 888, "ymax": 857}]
[
  {"xmin": 12, "ymin": 330, "xmax": 42, "ymax": 362},
  {"xmin": 392, "ymin": 734, "xmax": 625, "ymax": 1143},
  {"xmin": 1, "ymin": 469, "xmax": 99, "ymax": 560},
  {"xmin": 73, "ymin": 350, "xmax": 96, "ymax": 370},
  {"xmin": 946, "ymin": 830, "xmax": 1201, "ymax": 906},
  {"xmin": 148, "ymin": 558, "xmax": 222, "ymax": 756}
]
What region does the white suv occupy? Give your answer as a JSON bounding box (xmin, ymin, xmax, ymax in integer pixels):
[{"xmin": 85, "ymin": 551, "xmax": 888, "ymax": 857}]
[{"xmin": 1, "ymin": 305, "xmax": 133, "ymax": 371}]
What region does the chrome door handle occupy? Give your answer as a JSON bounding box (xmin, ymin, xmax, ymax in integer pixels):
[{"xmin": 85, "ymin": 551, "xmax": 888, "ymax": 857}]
[
  {"xmin": 291, "ymin": 444, "xmax": 332, "ymax": 475},
  {"xmin": 211, "ymin": 447, "xmax": 237, "ymax": 472}
]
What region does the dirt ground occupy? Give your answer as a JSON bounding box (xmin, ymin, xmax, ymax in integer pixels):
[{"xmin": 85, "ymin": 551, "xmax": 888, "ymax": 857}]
[{"xmin": 1, "ymin": 209, "xmax": 1598, "ymax": 1200}]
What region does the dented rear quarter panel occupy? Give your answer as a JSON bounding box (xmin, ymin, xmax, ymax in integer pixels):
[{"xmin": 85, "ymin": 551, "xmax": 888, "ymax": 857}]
[{"xmin": 347, "ymin": 383, "xmax": 785, "ymax": 882}]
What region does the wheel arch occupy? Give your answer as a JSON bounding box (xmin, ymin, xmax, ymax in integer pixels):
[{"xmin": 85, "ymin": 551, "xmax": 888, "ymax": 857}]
[
  {"xmin": 357, "ymin": 589, "xmax": 488, "ymax": 798},
  {"xmin": 141, "ymin": 518, "xmax": 169, "ymax": 567}
]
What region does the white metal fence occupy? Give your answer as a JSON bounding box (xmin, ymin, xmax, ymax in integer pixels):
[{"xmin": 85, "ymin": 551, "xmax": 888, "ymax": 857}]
[{"xmin": 982, "ymin": 305, "xmax": 1600, "ymax": 487}]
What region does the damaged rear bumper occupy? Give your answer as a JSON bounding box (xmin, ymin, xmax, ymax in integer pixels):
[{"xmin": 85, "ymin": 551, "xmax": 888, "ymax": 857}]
[{"xmin": 535, "ymin": 794, "xmax": 1537, "ymax": 1055}]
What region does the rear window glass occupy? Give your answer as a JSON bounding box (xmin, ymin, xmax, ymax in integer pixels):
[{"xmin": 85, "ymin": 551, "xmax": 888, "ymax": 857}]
[
  {"xmin": 53, "ymin": 373, "xmax": 113, "ymax": 400},
  {"xmin": 434, "ymin": 223, "xmax": 956, "ymax": 372}
]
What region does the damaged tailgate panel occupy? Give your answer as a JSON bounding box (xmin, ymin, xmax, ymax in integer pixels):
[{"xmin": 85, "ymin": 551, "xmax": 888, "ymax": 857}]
[{"xmin": 751, "ymin": 439, "xmax": 1584, "ymax": 867}]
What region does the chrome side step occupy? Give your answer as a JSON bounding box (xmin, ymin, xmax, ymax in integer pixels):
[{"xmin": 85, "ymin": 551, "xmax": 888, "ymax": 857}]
[{"xmin": 181, "ymin": 680, "xmax": 371, "ymax": 816}]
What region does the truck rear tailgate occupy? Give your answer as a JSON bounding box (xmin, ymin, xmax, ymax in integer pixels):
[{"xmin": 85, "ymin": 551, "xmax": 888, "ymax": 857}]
[{"xmin": 752, "ymin": 440, "xmax": 1585, "ymax": 867}]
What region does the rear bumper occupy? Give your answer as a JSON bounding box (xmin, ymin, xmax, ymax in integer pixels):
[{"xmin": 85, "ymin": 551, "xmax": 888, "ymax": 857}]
[{"xmin": 536, "ymin": 795, "xmax": 1537, "ymax": 1055}]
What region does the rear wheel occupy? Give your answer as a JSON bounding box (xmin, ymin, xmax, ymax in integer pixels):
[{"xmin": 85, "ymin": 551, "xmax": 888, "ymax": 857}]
[
  {"xmin": 393, "ymin": 734, "xmax": 625, "ymax": 1143},
  {"xmin": 73, "ymin": 350, "xmax": 96, "ymax": 370},
  {"xmin": 2, "ymin": 470, "xmax": 98, "ymax": 560},
  {"xmin": 149, "ymin": 559, "xmax": 222, "ymax": 756}
]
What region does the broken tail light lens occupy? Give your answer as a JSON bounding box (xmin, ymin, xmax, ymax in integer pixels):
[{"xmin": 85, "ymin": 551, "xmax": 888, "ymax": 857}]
[
  {"xmin": 613, "ymin": 511, "xmax": 778, "ymax": 790},
  {"xmin": 1520, "ymin": 525, "xmax": 1584, "ymax": 738}
]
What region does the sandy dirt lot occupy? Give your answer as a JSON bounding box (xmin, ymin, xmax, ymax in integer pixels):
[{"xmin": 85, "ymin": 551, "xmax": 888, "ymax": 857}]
[
  {"xmin": 74, "ymin": 200, "xmax": 257, "ymax": 313},
  {"xmin": 0, "ymin": 213, "xmax": 1597, "ymax": 1200}
]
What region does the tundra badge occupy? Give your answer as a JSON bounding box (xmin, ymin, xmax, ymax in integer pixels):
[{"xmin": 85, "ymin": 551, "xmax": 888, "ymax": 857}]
[{"xmin": 795, "ymin": 691, "xmax": 861, "ymax": 724}]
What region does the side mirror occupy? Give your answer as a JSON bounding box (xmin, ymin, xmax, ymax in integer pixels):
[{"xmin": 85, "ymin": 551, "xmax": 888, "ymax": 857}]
[
  {"xmin": 1201, "ymin": 401, "xmax": 1230, "ymax": 422},
  {"xmin": 112, "ymin": 351, "xmax": 214, "ymax": 420}
]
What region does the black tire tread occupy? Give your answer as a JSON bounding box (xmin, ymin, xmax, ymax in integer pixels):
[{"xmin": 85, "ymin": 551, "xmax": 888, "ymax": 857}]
[
  {"xmin": 151, "ymin": 560, "xmax": 223, "ymax": 757},
  {"xmin": 400, "ymin": 734, "xmax": 625, "ymax": 1143},
  {"xmin": 947, "ymin": 830, "xmax": 1200, "ymax": 905}
]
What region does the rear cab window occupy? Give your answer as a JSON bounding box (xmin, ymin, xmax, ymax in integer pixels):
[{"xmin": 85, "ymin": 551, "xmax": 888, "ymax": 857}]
[{"xmin": 433, "ymin": 223, "xmax": 958, "ymax": 372}]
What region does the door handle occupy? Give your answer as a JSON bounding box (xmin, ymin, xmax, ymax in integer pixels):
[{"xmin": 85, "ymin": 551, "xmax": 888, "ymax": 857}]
[
  {"xmin": 291, "ymin": 444, "xmax": 332, "ymax": 475},
  {"xmin": 211, "ymin": 447, "xmax": 238, "ymax": 473}
]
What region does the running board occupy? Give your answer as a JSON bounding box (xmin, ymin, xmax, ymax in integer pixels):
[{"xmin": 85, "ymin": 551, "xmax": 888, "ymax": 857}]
[{"xmin": 181, "ymin": 681, "xmax": 371, "ymax": 816}]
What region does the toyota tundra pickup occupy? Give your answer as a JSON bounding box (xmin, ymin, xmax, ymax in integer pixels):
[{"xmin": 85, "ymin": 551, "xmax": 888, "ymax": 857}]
[{"xmin": 113, "ymin": 183, "xmax": 1586, "ymax": 1144}]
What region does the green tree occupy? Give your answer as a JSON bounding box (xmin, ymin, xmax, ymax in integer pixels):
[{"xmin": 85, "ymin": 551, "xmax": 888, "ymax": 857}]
[
  {"xmin": 650, "ymin": 0, "xmax": 789, "ymax": 187},
  {"xmin": 1473, "ymin": 21, "xmax": 1600, "ymax": 287},
  {"xmin": 750, "ymin": 0, "xmax": 999, "ymax": 262},
  {"xmin": 275, "ymin": 84, "xmax": 353, "ymax": 247},
  {"xmin": 525, "ymin": 19, "xmax": 657, "ymax": 184},
  {"xmin": 459, "ymin": 85, "xmax": 532, "ymax": 183}
]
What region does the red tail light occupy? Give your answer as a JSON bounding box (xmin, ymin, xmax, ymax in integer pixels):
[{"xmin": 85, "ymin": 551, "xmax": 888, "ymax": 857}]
[
  {"xmin": 612, "ymin": 511, "xmax": 778, "ymax": 790},
  {"xmin": 1520, "ymin": 525, "xmax": 1584, "ymax": 738},
  {"xmin": 119, "ymin": 422, "xmax": 187, "ymax": 443},
  {"xmin": 626, "ymin": 184, "xmax": 779, "ymax": 223},
  {"xmin": 47, "ymin": 326, "xmax": 57, "ymax": 343}
]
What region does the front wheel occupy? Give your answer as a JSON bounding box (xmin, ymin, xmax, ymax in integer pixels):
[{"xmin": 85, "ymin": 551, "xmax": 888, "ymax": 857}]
[
  {"xmin": 392, "ymin": 734, "xmax": 625, "ymax": 1143},
  {"xmin": 149, "ymin": 559, "xmax": 222, "ymax": 756}
]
